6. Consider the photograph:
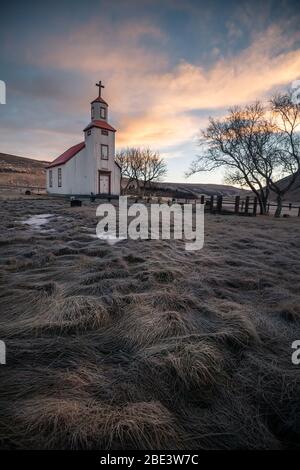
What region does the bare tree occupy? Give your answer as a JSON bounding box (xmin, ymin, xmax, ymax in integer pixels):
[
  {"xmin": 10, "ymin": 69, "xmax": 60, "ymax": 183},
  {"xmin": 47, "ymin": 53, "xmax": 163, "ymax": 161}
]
[
  {"xmin": 268, "ymin": 94, "xmax": 300, "ymax": 217},
  {"xmin": 187, "ymin": 103, "xmax": 277, "ymax": 214},
  {"xmin": 139, "ymin": 148, "xmax": 167, "ymax": 196},
  {"xmin": 116, "ymin": 147, "xmax": 143, "ymax": 195},
  {"xmin": 116, "ymin": 147, "xmax": 167, "ymax": 196},
  {"xmin": 116, "ymin": 149, "xmax": 129, "ymax": 194}
]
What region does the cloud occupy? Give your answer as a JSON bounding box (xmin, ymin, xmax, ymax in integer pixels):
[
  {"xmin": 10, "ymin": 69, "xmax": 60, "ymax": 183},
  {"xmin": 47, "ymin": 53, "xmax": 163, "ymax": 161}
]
[
  {"xmin": 24, "ymin": 21, "xmax": 300, "ymax": 151},
  {"xmin": 152, "ymin": 26, "xmax": 300, "ymax": 111},
  {"xmin": 26, "ymin": 20, "xmax": 168, "ymax": 76},
  {"xmin": 2, "ymin": 13, "xmax": 300, "ymax": 174},
  {"xmin": 114, "ymin": 25, "xmax": 300, "ymax": 148},
  {"xmin": 117, "ymin": 112, "xmax": 203, "ymax": 147},
  {"xmin": 0, "ymin": 126, "xmax": 79, "ymax": 160}
]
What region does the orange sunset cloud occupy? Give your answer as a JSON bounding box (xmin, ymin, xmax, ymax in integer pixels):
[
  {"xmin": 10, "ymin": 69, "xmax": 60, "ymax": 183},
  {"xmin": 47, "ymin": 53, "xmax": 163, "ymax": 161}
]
[{"xmin": 25, "ymin": 22, "xmax": 300, "ymax": 149}]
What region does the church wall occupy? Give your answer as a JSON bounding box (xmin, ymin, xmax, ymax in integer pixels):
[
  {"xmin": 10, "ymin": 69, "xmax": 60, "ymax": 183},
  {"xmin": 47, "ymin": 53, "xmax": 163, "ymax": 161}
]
[
  {"xmin": 46, "ymin": 148, "xmax": 88, "ymax": 195},
  {"xmin": 71, "ymin": 148, "xmax": 94, "ymax": 195},
  {"xmin": 87, "ymin": 127, "xmax": 120, "ymax": 195},
  {"xmin": 46, "ymin": 138, "xmax": 120, "ymax": 196}
]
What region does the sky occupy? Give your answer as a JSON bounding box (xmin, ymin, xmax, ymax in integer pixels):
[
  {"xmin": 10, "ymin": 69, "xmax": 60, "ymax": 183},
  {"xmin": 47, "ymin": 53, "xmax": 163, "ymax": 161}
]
[{"xmin": 0, "ymin": 0, "xmax": 299, "ymax": 183}]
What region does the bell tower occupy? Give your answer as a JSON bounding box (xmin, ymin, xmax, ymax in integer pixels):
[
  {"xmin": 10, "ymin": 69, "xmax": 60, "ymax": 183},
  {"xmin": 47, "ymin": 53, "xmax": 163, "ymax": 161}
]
[
  {"xmin": 91, "ymin": 81, "xmax": 108, "ymax": 122},
  {"xmin": 83, "ymin": 80, "xmax": 117, "ymax": 195}
]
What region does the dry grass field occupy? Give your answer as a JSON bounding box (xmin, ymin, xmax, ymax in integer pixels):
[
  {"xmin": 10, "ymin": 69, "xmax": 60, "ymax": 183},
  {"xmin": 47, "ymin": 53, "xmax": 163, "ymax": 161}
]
[{"xmin": 0, "ymin": 195, "xmax": 300, "ymax": 450}]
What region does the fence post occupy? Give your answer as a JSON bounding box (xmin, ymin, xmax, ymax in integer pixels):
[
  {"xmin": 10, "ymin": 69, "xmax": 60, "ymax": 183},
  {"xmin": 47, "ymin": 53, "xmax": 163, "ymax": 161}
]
[
  {"xmin": 200, "ymin": 195, "xmax": 205, "ymax": 204},
  {"xmin": 289, "ymin": 203, "xmax": 292, "ymax": 211},
  {"xmin": 245, "ymin": 196, "xmax": 250, "ymax": 214},
  {"xmin": 210, "ymin": 195, "xmax": 214, "ymax": 213},
  {"xmin": 234, "ymin": 195, "xmax": 240, "ymax": 214},
  {"xmin": 298, "ymin": 207, "xmax": 300, "ymax": 217},
  {"xmin": 216, "ymin": 195, "xmax": 223, "ymax": 213},
  {"xmin": 267, "ymin": 203, "xmax": 270, "ymax": 214},
  {"xmin": 253, "ymin": 197, "xmax": 258, "ymax": 216}
]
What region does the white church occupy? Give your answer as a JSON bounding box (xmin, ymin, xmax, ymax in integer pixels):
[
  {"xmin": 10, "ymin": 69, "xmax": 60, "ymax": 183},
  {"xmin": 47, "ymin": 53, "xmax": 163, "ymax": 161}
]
[{"xmin": 46, "ymin": 81, "xmax": 121, "ymax": 196}]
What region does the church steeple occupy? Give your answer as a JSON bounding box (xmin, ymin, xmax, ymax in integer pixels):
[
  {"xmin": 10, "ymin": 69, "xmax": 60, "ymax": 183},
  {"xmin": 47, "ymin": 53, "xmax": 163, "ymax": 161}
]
[
  {"xmin": 91, "ymin": 80, "xmax": 108, "ymax": 122},
  {"xmin": 96, "ymin": 80, "xmax": 105, "ymax": 98}
]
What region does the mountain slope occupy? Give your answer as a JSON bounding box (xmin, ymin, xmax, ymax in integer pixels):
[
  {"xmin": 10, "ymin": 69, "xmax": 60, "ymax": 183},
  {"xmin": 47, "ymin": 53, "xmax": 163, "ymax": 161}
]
[
  {"xmin": 150, "ymin": 181, "xmax": 249, "ymax": 197},
  {"xmin": 271, "ymin": 172, "xmax": 300, "ymax": 203},
  {"xmin": 0, "ymin": 153, "xmax": 47, "ymax": 189}
]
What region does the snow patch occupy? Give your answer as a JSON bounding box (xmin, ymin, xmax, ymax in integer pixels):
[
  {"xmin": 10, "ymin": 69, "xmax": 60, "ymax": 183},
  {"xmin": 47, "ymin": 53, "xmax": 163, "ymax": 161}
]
[
  {"xmin": 22, "ymin": 214, "xmax": 55, "ymax": 229},
  {"xmin": 91, "ymin": 232, "xmax": 126, "ymax": 245}
]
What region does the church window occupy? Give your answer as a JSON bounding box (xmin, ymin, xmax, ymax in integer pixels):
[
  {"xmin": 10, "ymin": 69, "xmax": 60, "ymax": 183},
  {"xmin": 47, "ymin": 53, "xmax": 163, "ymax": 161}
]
[
  {"xmin": 87, "ymin": 130, "xmax": 91, "ymax": 136},
  {"xmin": 101, "ymin": 144, "xmax": 108, "ymax": 160},
  {"xmin": 91, "ymin": 106, "xmax": 94, "ymax": 120},
  {"xmin": 100, "ymin": 107, "xmax": 106, "ymax": 119},
  {"xmin": 58, "ymin": 168, "xmax": 62, "ymax": 187},
  {"xmin": 49, "ymin": 170, "xmax": 53, "ymax": 188},
  {"xmin": 101, "ymin": 129, "xmax": 108, "ymax": 135}
]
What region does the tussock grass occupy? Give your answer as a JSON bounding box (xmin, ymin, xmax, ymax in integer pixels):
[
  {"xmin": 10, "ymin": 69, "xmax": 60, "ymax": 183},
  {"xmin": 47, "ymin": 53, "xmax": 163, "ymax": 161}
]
[
  {"xmin": 136, "ymin": 338, "xmax": 228, "ymax": 398},
  {"xmin": 274, "ymin": 301, "xmax": 300, "ymax": 322},
  {"xmin": 44, "ymin": 296, "xmax": 111, "ymax": 333},
  {"xmin": 214, "ymin": 311, "xmax": 260, "ymax": 350},
  {"xmin": 0, "ymin": 197, "xmax": 300, "ymax": 449},
  {"xmin": 117, "ymin": 308, "xmax": 198, "ymax": 347},
  {"xmin": 2, "ymin": 398, "xmax": 182, "ymax": 450}
]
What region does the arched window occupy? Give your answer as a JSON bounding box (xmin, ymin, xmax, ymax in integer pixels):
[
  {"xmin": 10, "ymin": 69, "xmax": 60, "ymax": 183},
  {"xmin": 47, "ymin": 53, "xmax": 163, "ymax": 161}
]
[{"xmin": 100, "ymin": 107, "xmax": 106, "ymax": 119}]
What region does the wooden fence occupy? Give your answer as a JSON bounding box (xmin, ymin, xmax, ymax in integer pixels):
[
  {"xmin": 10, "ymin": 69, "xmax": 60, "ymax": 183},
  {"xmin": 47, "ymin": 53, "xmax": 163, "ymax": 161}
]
[
  {"xmin": 186, "ymin": 195, "xmax": 259, "ymax": 216},
  {"xmin": 207, "ymin": 195, "xmax": 258, "ymax": 216},
  {"xmin": 148, "ymin": 195, "xmax": 300, "ymax": 217},
  {"xmin": 199, "ymin": 195, "xmax": 300, "ymax": 217},
  {"xmin": 1, "ymin": 185, "xmax": 299, "ymax": 217}
]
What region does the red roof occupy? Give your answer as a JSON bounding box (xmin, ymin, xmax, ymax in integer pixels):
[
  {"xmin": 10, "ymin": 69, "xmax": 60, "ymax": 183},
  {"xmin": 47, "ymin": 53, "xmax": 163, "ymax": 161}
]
[
  {"xmin": 46, "ymin": 142, "xmax": 85, "ymax": 168},
  {"xmin": 83, "ymin": 120, "xmax": 116, "ymax": 132},
  {"xmin": 91, "ymin": 96, "xmax": 108, "ymax": 106}
]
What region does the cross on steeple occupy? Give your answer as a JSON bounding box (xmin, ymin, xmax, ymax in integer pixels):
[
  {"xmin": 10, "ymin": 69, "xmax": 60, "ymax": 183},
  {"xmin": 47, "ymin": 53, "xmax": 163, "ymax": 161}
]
[{"xmin": 96, "ymin": 81, "xmax": 105, "ymax": 97}]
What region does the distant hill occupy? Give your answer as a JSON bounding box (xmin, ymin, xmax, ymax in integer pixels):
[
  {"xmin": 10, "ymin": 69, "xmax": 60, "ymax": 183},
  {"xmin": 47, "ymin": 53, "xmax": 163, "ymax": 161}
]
[
  {"xmin": 122, "ymin": 178, "xmax": 249, "ymax": 198},
  {"xmin": 150, "ymin": 181, "xmax": 249, "ymax": 197},
  {"xmin": 0, "ymin": 153, "xmax": 47, "ymax": 190},
  {"xmin": 270, "ymin": 172, "xmax": 300, "ymax": 203},
  {"xmin": 152, "ymin": 175, "xmax": 300, "ymax": 200}
]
